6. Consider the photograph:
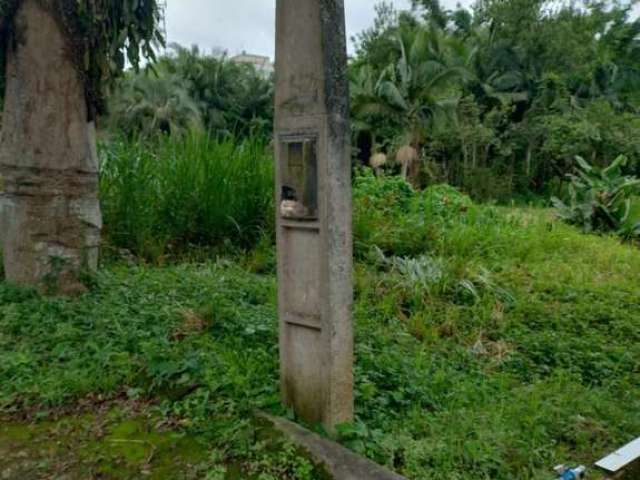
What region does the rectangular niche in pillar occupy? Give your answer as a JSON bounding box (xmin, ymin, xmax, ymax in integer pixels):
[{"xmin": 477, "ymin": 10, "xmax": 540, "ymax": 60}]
[{"xmin": 279, "ymin": 136, "xmax": 318, "ymax": 220}]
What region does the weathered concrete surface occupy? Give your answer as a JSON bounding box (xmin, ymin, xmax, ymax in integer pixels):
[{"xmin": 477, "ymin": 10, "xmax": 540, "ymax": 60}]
[
  {"xmin": 259, "ymin": 413, "xmax": 407, "ymax": 480},
  {"xmin": 275, "ymin": 0, "xmax": 353, "ymax": 431},
  {"xmin": 0, "ymin": 0, "xmax": 102, "ymax": 294}
]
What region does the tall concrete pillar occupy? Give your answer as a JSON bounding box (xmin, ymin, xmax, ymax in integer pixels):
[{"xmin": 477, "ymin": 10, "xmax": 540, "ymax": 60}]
[
  {"xmin": 0, "ymin": 0, "xmax": 102, "ymax": 295},
  {"xmin": 275, "ymin": 0, "xmax": 353, "ymax": 431}
]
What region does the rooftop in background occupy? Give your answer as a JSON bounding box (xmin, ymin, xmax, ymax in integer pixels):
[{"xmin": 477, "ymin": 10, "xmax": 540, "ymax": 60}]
[{"xmin": 230, "ymin": 52, "xmax": 274, "ymax": 78}]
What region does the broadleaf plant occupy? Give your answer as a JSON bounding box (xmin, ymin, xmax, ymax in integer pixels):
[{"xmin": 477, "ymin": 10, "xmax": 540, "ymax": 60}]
[{"xmin": 552, "ymin": 155, "xmax": 640, "ymax": 239}]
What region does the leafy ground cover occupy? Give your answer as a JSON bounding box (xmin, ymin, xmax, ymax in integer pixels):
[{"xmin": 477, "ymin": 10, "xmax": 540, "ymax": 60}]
[{"xmin": 1, "ymin": 175, "xmax": 639, "ymax": 479}]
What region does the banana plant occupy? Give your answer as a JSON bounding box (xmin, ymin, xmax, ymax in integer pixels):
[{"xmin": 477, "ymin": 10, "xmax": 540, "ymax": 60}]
[{"xmin": 552, "ymin": 155, "xmax": 640, "ymax": 238}]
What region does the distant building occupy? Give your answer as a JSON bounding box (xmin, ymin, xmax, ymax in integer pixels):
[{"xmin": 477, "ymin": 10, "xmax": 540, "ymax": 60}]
[{"xmin": 230, "ymin": 52, "xmax": 274, "ymax": 78}]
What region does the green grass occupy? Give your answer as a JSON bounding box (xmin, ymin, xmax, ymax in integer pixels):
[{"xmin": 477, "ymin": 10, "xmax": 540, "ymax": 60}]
[
  {"xmin": 0, "ymin": 262, "xmax": 323, "ymax": 479},
  {"xmin": 100, "ymin": 134, "xmax": 274, "ymax": 262},
  {"xmin": 1, "ymin": 173, "xmax": 639, "ymax": 479}
]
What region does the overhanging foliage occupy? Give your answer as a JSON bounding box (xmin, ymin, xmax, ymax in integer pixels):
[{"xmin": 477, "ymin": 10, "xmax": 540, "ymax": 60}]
[{"xmin": 0, "ymin": 0, "xmax": 164, "ymax": 116}]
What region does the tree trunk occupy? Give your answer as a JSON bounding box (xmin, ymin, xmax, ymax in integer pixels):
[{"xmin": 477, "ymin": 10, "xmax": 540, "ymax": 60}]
[
  {"xmin": 525, "ymin": 143, "xmax": 532, "ymax": 176},
  {"xmin": 0, "ymin": 0, "xmax": 102, "ymax": 295}
]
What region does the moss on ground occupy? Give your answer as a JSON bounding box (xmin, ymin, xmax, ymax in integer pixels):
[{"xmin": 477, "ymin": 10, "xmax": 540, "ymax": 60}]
[
  {"xmin": 0, "ymin": 408, "xmax": 209, "ymax": 479},
  {"xmin": 0, "ymin": 409, "xmax": 330, "ymax": 480}
]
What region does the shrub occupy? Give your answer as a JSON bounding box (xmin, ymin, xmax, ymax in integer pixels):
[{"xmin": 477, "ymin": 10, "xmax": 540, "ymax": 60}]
[
  {"xmin": 552, "ymin": 155, "xmax": 640, "ymax": 239},
  {"xmin": 353, "ymin": 170, "xmax": 515, "ymax": 262},
  {"xmin": 418, "ymin": 184, "xmax": 473, "ymax": 219},
  {"xmin": 353, "ymin": 170, "xmax": 428, "ymax": 257},
  {"xmin": 353, "ymin": 169, "xmax": 415, "ymax": 214}
]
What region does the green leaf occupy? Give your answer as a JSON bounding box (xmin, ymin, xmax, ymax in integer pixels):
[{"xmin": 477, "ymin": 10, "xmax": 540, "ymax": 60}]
[
  {"xmin": 575, "ymin": 156, "xmax": 592, "ymax": 171},
  {"xmin": 602, "ymin": 155, "xmax": 628, "ymax": 178}
]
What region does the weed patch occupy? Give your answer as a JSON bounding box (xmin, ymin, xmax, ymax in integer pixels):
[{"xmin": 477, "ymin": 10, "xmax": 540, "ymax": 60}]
[
  {"xmin": 100, "ymin": 135, "xmax": 274, "ymax": 262},
  {"xmin": 1, "ymin": 186, "xmax": 638, "ymax": 478}
]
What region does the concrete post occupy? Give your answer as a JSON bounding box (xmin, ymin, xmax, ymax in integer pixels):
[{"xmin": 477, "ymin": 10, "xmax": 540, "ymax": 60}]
[
  {"xmin": 275, "ymin": 0, "xmax": 353, "ymax": 431},
  {"xmin": 0, "ymin": 0, "xmax": 101, "ymax": 295}
]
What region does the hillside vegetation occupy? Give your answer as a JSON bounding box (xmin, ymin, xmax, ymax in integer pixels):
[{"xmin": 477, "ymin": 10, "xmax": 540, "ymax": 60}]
[
  {"xmin": 1, "ymin": 174, "xmax": 638, "ymax": 479},
  {"xmin": 1, "ymin": 0, "xmax": 640, "ymax": 478}
]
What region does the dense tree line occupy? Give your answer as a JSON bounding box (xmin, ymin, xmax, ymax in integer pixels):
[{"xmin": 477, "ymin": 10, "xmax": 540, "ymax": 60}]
[
  {"xmin": 106, "ymin": 44, "xmax": 273, "ymax": 140},
  {"xmin": 84, "ymin": 0, "xmax": 640, "ymax": 202},
  {"xmin": 351, "ymin": 0, "xmax": 640, "ymax": 200}
]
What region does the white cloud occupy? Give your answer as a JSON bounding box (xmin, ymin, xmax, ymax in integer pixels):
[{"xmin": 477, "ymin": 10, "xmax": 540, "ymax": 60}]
[{"xmin": 164, "ymin": 0, "xmax": 470, "ymax": 59}]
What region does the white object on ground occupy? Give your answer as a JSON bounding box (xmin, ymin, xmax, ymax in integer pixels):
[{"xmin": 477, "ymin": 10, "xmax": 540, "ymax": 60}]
[{"xmin": 596, "ymin": 437, "xmax": 640, "ymax": 473}]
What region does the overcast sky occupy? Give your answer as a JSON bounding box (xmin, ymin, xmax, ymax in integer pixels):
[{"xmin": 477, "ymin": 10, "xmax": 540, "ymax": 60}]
[{"xmin": 165, "ymin": 0, "xmax": 472, "ymax": 59}]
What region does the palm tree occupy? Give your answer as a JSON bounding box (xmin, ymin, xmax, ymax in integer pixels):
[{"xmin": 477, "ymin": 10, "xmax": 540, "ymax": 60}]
[
  {"xmin": 232, "ymin": 65, "xmax": 274, "ymax": 138},
  {"xmin": 159, "ymin": 44, "xmax": 273, "ymax": 138},
  {"xmin": 350, "ymin": 64, "xmax": 391, "ymax": 159},
  {"xmin": 352, "ymin": 26, "xmax": 473, "ymax": 182},
  {"xmin": 109, "ymin": 71, "xmax": 202, "ymax": 139}
]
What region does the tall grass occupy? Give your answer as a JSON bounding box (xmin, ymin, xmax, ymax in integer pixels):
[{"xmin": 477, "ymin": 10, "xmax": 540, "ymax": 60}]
[{"xmin": 100, "ymin": 134, "xmax": 274, "ymax": 261}]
